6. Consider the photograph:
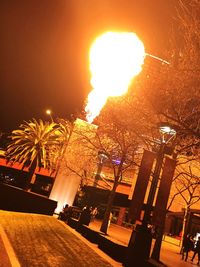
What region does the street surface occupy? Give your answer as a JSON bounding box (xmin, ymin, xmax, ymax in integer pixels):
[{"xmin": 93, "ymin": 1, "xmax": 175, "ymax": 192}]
[{"xmin": 89, "ymin": 219, "xmax": 199, "ymax": 267}]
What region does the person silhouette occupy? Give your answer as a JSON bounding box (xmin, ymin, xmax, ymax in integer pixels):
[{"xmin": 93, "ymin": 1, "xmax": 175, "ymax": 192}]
[
  {"xmin": 181, "ymin": 234, "xmax": 194, "ymax": 261},
  {"xmin": 191, "ymin": 236, "xmax": 200, "ymax": 265}
]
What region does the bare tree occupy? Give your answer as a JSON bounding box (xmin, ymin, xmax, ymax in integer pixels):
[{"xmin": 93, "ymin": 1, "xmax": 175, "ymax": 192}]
[
  {"xmin": 69, "ymin": 99, "xmax": 150, "ymax": 234},
  {"xmin": 95, "ymin": 111, "xmax": 142, "ymax": 234},
  {"xmin": 131, "ymin": 0, "xmax": 200, "ymax": 158},
  {"xmin": 56, "ymin": 118, "xmax": 98, "ymax": 185},
  {"xmin": 168, "ymin": 157, "xmax": 200, "ymax": 248}
]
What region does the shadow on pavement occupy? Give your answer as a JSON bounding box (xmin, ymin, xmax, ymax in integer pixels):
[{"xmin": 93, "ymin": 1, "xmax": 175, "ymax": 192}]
[{"xmin": 67, "ymin": 218, "xmax": 164, "ymax": 267}]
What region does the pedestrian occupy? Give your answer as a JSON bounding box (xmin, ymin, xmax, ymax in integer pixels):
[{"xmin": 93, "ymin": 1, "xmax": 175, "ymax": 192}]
[
  {"xmin": 181, "ymin": 234, "xmax": 194, "ymax": 261},
  {"xmin": 77, "ymin": 206, "xmax": 92, "ymax": 229},
  {"xmin": 191, "ymin": 236, "xmax": 200, "ymax": 265},
  {"xmin": 91, "ymin": 207, "xmax": 98, "ymax": 221},
  {"xmin": 65, "ymin": 205, "xmax": 73, "ymax": 223},
  {"xmin": 58, "ymin": 204, "xmax": 69, "ymax": 221},
  {"xmin": 58, "ymin": 204, "xmax": 72, "ymax": 222}
]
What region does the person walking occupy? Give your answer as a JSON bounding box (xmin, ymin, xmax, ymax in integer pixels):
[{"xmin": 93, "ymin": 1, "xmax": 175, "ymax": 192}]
[
  {"xmin": 91, "ymin": 207, "xmax": 98, "ymax": 221},
  {"xmin": 191, "ymin": 236, "xmax": 200, "ymax": 265},
  {"xmin": 76, "ymin": 206, "xmax": 92, "ymax": 229},
  {"xmin": 58, "ymin": 204, "xmax": 69, "ymax": 221},
  {"xmin": 181, "ymin": 234, "xmax": 194, "ymax": 261}
]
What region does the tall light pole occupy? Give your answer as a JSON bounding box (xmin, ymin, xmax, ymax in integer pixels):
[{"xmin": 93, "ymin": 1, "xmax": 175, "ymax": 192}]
[
  {"xmin": 46, "ymin": 109, "xmax": 53, "ymax": 122},
  {"xmin": 142, "ymin": 125, "xmax": 176, "ymax": 227},
  {"xmin": 125, "ymin": 125, "xmax": 176, "ymax": 266}
]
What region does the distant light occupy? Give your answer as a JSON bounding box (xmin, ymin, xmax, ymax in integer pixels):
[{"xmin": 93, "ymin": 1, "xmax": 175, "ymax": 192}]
[
  {"xmin": 112, "ymin": 159, "xmax": 121, "ymax": 165},
  {"xmin": 159, "ymin": 125, "xmax": 176, "ymax": 144},
  {"xmin": 45, "ymin": 109, "xmax": 54, "ymax": 122},
  {"xmin": 159, "ymin": 126, "xmax": 176, "ymax": 135},
  {"xmin": 46, "ymin": 109, "xmax": 52, "ymax": 115}
]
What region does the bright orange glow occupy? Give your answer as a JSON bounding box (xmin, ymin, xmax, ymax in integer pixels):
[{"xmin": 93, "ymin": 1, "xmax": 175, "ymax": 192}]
[
  {"xmin": 46, "ymin": 109, "xmax": 51, "ymax": 115},
  {"xmin": 85, "ymin": 31, "xmax": 145, "ymax": 123}
]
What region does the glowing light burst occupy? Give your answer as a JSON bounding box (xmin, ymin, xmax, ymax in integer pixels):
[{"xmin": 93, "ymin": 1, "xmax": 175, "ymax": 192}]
[{"xmin": 85, "ymin": 31, "xmax": 145, "ymax": 123}]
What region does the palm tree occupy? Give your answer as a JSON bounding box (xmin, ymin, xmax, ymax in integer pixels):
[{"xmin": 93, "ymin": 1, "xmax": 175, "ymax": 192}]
[{"xmin": 6, "ymin": 119, "xmax": 62, "ymax": 191}]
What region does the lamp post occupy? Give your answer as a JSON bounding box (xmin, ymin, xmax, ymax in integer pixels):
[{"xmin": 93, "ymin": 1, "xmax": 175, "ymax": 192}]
[
  {"xmin": 125, "ymin": 125, "xmax": 176, "ymax": 266},
  {"xmin": 142, "ymin": 125, "xmax": 176, "ymax": 227},
  {"xmin": 46, "ymin": 109, "xmax": 53, "ymax": 122},
  {"xmin": 93, "ymin": 150, "xmax": 109, "ymax": 187},
  {"xmin": 142, "ymin": 142, "xmax": 165, "ymax": 227}
]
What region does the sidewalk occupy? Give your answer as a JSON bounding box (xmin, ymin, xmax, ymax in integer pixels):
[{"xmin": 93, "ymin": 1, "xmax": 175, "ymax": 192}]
[
  {"xmin": 62, "ymin": 221, "xmax": 122, "ymax": 267},
  {"xmin": 0, "ymin": 211, "xmax": 113, "ymax": 267},
  {"xmin": 0, "ymin": 212, "xmax": 198, "ymax": 267},
  {"xmin": 88, "ymin": 219, "xmax": 198, "ymax": 267},
  {"xmin": 0, "ymin": 235, "xmax": 12, "ymax": 267}
]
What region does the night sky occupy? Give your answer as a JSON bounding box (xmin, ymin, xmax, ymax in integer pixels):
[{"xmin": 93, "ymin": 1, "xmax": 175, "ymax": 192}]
[{"xmin": 0, "ymin": 0, "xmax": 175, "ymax": 132}]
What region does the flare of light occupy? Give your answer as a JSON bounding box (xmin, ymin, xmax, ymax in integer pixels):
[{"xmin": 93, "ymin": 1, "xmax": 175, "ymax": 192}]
[
  {"xmin": 85, "ymin": 31, "xmax": 145, "ymax": 123},
  {"xmin": 46, "ymin": 109, "xmax": 52, "ymax": 115}
]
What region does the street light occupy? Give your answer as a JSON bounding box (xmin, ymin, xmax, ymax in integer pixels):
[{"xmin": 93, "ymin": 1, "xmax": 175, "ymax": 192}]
[
  {"xmin": 125, "ymin": 124, "xmax": 176, "ymax": 266},
  {"xmin": 93, "ymin": 150, "xmax": 109, "ymax": 187},
  {"xmin": 46, "ymin": 109, "xmax": 53, "ymax": 122},
  {"xmin": 143, "ymin": 124, "xmax": 176, "ymax": 227}
]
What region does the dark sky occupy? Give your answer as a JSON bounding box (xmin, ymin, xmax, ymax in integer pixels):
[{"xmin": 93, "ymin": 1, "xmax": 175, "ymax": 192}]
[{"xmin": 0, "ymin": 0, "xmax": 175, "ymax": 132}]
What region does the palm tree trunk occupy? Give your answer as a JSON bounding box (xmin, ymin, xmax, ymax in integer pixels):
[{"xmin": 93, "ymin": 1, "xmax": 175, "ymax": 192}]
[{"xmin": 24, "ymin": 159, "xmax": 37, "ymax": 191}]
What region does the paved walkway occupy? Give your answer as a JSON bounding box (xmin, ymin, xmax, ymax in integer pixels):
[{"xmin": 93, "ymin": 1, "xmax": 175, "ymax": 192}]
[
  {"xmin": 88, "ymin": 219, "xmax": 198, "ymax": 267},
  {"xmin": 62, "ymin": 221, "xmax": 122, "ymax": 267},
  {"xmin": 0, "ymin": 225, "xmax": 20, "ymax": 267},
  {"xmin": 0, "ymin": 214, "xmax": 198, "ymax": 267},
  {"xmin": 0, "ymin": 212, "xmax": 116, "ymax": 267},
  {"xmin": 0, "ymin": 235, "xmax": 12, "ymax": 267}
]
